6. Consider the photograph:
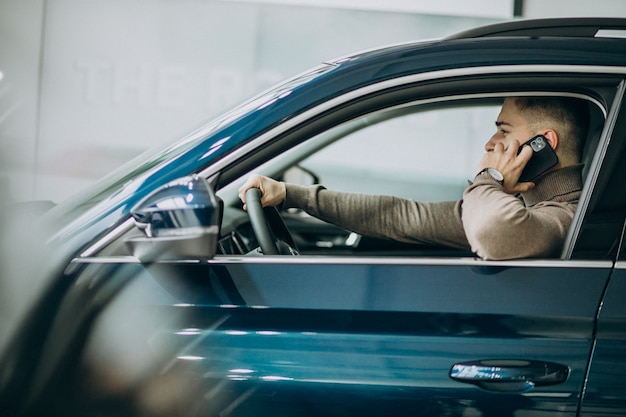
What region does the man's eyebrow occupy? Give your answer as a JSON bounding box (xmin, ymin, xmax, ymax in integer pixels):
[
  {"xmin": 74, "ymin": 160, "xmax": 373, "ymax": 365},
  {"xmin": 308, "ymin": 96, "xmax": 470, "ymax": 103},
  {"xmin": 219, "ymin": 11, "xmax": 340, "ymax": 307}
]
[{"xmin": 495, "ymin": 121, "xmax": 512, "ymax": 127}]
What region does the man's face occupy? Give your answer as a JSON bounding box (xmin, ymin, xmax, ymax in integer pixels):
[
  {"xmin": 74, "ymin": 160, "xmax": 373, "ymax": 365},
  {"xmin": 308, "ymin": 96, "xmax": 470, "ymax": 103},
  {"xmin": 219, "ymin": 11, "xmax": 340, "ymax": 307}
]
[{"xmin": 485, "ymin": 98, "xmax": 535, "ymax": 151}]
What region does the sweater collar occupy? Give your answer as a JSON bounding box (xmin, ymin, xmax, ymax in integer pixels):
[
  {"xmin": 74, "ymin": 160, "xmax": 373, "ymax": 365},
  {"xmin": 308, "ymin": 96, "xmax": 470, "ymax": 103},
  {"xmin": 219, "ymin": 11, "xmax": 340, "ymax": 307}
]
[{"xmin": 521, "ymin": 164, "xmax": 584, "ymax": 207}]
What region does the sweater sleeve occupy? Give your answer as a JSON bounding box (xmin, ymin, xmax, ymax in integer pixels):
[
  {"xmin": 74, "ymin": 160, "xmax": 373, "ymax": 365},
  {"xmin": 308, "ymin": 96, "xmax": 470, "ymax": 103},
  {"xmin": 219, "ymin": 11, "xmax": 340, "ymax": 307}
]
[
  {"xmin": 461, "ymin": 176, "xmax": 576, "ymax": 260},
  {"xmin": 284, "ymin": 184, "xmax": 470, "ymax": 250}
]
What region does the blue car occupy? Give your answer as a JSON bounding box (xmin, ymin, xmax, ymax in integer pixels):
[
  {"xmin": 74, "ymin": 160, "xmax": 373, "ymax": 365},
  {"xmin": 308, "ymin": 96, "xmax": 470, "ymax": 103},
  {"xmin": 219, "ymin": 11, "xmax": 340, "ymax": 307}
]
[{"xmin": 1, "ymin": 17, "xmax": 626, "ymax": 417}]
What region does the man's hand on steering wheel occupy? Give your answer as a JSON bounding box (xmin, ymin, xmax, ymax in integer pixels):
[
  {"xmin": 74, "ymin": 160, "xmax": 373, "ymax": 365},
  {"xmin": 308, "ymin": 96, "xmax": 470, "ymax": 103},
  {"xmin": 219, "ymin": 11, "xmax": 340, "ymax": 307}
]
[
  {"xmin": 238, "ymin": 174, "xmax": 286, "ymax": 210},
  {"xmin": 239, "ymin": 174, "xmax": 298, "ymax": 256}
]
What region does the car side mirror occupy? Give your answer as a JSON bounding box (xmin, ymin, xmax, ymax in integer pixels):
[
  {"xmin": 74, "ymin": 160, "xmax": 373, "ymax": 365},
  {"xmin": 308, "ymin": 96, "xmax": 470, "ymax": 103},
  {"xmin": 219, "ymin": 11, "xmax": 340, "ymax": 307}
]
[
  {"xmin": 125, "ymin": 175, "xmax": 220, "ymax": 263},
  {"xmin": 282, "ymin": 165, "xmax": 319, "ymax": 186}
]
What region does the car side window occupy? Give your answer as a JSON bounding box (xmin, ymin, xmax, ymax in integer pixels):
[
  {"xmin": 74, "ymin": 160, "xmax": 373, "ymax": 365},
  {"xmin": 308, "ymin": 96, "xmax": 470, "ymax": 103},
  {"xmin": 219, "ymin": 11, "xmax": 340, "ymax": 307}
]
[{"xmin": 298, "ymin": 105, "xmax": 498, "ymax": 202}]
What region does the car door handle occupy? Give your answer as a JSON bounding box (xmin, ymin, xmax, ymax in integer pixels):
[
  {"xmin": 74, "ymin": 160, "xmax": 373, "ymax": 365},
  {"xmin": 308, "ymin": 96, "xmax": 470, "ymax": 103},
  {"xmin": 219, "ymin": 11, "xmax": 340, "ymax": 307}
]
[{"xmin": 449, "ymin": 359, "xmax": 569, "ymax": 393}]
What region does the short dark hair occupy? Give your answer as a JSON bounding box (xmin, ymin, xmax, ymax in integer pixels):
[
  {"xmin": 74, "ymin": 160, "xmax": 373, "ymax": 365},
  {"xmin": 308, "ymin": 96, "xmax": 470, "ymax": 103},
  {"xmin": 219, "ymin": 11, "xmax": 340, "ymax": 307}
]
[{"xmin": 511, "ymin": 96, "xmax": 590, "ymax": 159}]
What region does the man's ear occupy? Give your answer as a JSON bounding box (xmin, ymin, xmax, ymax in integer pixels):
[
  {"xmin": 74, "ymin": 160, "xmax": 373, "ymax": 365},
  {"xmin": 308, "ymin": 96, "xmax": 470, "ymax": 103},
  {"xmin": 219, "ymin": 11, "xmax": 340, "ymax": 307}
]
[{"xmin": 542, "ymin": 129, "xmax": 559, "ymax": 150}]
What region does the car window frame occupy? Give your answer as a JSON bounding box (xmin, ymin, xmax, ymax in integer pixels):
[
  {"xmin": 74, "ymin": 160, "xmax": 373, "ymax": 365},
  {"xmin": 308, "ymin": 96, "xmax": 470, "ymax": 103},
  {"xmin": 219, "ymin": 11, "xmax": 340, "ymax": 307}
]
[
  {"xmin": 207, "ymin": 67, "xmax": 623, "ymax": 262},
  {"xmin": 78, "ymin": 64, "xmax": 626, "ymax": 264}
]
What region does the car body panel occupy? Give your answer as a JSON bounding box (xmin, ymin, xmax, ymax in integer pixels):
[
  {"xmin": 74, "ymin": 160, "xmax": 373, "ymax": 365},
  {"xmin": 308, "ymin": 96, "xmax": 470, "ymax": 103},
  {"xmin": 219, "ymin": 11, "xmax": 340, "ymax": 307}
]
[{"xmin": 49, "ymin": 256, "xmax": 610, "ymax": 416}]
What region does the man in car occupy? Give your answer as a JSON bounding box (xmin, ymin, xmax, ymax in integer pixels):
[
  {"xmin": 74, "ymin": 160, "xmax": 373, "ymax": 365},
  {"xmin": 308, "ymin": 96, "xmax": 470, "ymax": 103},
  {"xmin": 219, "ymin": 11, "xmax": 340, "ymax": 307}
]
[{"xmin": 239, "ymin": 96, "xmax": 590, "ymax": 260}]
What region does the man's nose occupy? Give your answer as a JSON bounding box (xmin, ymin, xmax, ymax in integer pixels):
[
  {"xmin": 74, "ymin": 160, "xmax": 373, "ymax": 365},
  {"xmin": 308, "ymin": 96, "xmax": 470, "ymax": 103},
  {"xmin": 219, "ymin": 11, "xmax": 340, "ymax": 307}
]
[{"xmin": 484, "ymin": 134, "xmax": 500, "ymax": 151}]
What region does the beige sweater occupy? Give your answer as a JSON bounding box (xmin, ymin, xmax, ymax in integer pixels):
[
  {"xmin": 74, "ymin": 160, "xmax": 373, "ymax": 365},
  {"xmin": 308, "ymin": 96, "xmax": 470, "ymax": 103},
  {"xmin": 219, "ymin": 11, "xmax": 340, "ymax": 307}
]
[{"xmin": 283, "ymin": 165, "xmax": 583, "ymax": 260}]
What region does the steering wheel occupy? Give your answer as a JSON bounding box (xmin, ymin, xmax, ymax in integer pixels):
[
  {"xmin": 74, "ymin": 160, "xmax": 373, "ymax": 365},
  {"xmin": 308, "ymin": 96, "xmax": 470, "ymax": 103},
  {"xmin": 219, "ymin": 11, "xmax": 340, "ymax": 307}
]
[{"xmin": 245, "ymin": 188, "xmax": 299, "ymax": 255}]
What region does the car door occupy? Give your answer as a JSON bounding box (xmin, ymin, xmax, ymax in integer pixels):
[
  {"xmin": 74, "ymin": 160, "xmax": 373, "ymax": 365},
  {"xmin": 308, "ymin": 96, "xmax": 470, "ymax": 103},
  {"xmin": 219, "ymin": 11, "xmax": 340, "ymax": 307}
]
[
  {"xmin": 22, "ymin": 253, "xmax": 608, "ymax": 417},
  {"xmin": 133, "ymin": 256, "xmax": 607, "ymax": 416}
]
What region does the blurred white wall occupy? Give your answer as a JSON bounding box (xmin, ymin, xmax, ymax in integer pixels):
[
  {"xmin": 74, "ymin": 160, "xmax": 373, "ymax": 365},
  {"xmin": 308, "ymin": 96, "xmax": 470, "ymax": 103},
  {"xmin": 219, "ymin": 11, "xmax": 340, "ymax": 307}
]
[
  {"xmin": 0, "ymin": 0, "xmax": 45, "ymax": 203},
  {"xmin": 1, "ymin": 0, "xmax": 625, "ymax": 205},
  {"xmin": 0, "ymin": 0, "xmax": 506, "ymax": 204},
  {"xmin": 219, "ymin": 0, "xmax": 514, "ymax": 18},
  {"xmin": 523, "ymin": 0, "xmax": 626, "ymax": 18}
]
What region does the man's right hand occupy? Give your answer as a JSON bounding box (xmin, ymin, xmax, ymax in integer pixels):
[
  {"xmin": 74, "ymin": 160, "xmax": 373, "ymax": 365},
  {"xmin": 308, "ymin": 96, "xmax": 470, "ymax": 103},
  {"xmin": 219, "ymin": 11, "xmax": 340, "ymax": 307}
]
[
  {"xmin": 477, "ymin": 139, "xmax": 535, "ymax": 194},
  {"xmin": 238, "ymin": 174, "xmax": 286, "ymax": 211}
]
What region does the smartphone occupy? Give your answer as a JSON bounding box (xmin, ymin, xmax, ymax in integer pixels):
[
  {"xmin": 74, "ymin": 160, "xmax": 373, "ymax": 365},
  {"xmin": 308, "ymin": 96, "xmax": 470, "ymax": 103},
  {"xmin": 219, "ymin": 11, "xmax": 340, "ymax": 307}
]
[{"xmin": 518, "ymin": 135, "xmax": 558, "ymax": 182}]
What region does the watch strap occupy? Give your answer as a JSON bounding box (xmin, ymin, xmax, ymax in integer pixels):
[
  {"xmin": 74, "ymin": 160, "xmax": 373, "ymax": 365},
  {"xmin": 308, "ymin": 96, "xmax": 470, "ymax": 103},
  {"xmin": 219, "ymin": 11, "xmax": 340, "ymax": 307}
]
[{"xmin": 476, "ymin": 168, "xmax": 504, "ymax": 185}]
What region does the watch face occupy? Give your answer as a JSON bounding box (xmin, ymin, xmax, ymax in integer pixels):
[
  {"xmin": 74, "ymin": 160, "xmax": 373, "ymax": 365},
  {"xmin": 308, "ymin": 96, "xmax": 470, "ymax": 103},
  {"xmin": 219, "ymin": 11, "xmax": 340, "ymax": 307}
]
[{"xmin": 486, "ymin": 168, "xmax": 504, "ymax": 182}]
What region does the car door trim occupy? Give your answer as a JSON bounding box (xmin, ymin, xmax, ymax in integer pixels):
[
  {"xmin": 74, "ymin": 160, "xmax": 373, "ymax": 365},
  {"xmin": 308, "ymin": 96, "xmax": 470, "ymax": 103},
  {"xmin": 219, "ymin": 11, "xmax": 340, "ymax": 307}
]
[
  {"xmin": 615, "ymin": 261, "xmax": 626, "ymax": 269},
  {"xmin": 72, "ymin": 255, "xmax": 613, "ymax": 269},
  {"xmin": 208, "ymin": 256, "xmax": 614, "ymax": 268}
]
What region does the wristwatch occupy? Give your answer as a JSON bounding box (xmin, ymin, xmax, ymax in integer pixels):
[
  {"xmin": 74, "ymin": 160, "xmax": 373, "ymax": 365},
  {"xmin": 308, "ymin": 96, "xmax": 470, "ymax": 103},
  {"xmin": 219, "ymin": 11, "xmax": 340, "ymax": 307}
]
[{"xmin": 477, "ymin": 167, "xmax": 504, "ymax": 185}]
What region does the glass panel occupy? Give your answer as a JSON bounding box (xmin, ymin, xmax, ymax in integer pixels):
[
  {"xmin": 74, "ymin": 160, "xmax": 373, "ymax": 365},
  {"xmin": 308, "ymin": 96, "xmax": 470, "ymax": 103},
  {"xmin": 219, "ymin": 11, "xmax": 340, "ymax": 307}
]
[{"xmin": 300, "ymin": 105, "xmax": 497, "ymax": 202}]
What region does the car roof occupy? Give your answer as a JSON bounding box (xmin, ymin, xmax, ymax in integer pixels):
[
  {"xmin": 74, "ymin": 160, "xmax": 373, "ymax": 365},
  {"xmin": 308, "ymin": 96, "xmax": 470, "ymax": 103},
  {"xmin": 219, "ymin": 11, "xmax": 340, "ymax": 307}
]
[
  {"xmin": 446, "ymin": 17, "xmax": 626, "ymax": 39},
  {"xmin": 327, "ymin": 17, "xmax": 626, "ymax": 68}
]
